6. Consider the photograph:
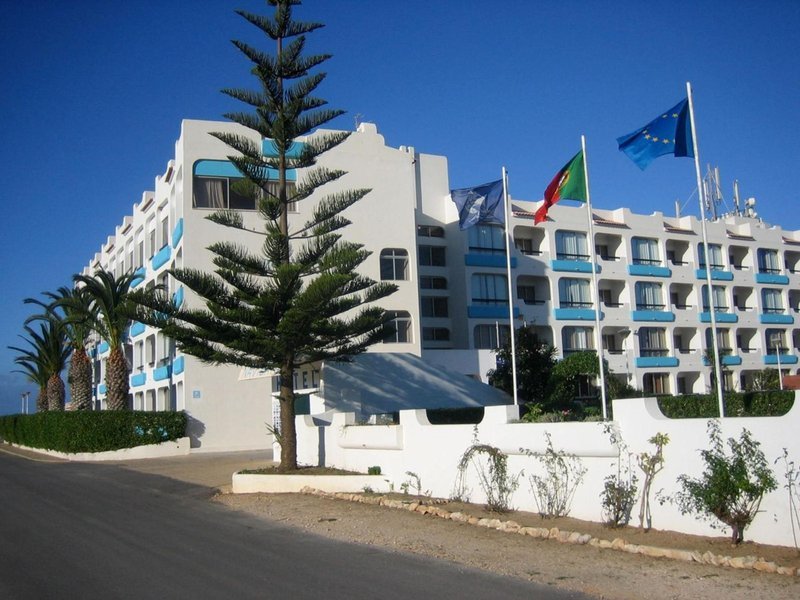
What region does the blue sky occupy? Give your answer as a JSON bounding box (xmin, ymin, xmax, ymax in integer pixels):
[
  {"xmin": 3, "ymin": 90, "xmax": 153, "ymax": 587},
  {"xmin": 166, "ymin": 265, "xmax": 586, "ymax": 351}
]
[{"xmin": 1, "ymin": 0, "xmax": 798, "ymax": 415}]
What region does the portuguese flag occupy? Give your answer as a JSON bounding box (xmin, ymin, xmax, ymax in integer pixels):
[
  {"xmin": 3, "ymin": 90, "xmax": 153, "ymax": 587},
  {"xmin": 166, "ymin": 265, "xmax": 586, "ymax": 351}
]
[{"xmin": 534, "ymin": 150, "xmax": 586, "ymax": 224}]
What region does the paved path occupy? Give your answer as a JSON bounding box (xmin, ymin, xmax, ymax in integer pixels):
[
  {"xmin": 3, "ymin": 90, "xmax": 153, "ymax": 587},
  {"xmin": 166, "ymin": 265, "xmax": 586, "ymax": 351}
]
[{"xmin": 0, "ymin": 446, "xmax": 593, "ymax": 600}]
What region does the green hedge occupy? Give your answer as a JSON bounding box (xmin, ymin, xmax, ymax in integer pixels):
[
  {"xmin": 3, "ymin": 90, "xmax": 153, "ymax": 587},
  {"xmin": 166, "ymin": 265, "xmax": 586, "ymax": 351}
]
[
  {"xmin": 656, "ymin": 391, "xmax": 794, "ymax": 419},
  {"xmin": 0, "ymin": 411, "xmax": 187, "ymax": 453}
]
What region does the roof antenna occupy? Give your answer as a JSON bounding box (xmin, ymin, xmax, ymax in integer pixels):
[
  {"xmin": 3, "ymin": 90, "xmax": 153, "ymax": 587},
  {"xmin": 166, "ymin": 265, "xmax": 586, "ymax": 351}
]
[{"xmin": 354, "ymin": 113, "xmax": 363, "ymax": 129}]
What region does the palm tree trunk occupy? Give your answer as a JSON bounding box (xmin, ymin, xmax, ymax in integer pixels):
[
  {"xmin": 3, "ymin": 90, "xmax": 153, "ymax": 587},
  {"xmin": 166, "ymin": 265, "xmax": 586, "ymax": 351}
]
[
  {"xmin": 47, "ymin": 373, "xmax": 65, "ymax": 411},
  {"xmin": 36, "ymin": 385, "xmax": 48, "ymax": 412},
  {"xmin": 106, "ymin": 346, "xmax": 130, "ymax": 410},
  {"xmin": 70, "ymin": 348, "xmax": 93, "ymax": 410}
]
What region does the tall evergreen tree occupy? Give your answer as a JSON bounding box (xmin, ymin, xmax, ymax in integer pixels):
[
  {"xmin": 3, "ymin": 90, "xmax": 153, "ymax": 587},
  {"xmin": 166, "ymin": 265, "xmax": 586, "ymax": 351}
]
[
  {"xmin": 75, "ymin": 269, "xmax": 137, "ymax": 411},
  {"xmin": 131, "ymin": 0, "xmax": 395, "ymax": 470},
  {"xmin": 25, "ymin": 286, "xmax": 97, "ymax": 410}
]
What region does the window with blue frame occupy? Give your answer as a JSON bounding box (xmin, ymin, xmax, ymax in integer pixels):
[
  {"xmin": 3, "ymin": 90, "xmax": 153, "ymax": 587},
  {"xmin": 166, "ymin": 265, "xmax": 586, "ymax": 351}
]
[
  {"xmin": 558, "ymin": 278, "xmax": 591, "ymax": 308},
  {"xmin": 757, "ymin": 248, "xmax": 781, "ymax": 274},
  {"xmin": 639, "ymin": 327, "xmax": 668, "ymax": 356},
  {"xmin": 761, "ymin": 288, "xmax": 784, "ymax": 313},
  {"xmin": 634, "ymin": 281, "xmax": 665, "ymax": 310},
  {"xmin": 474, "ymin": 324, "xmax": 509, "ymax": 349},
  {"xmin": 698, "ymin": 243, "xmax": 724, "ymax": 270},
  {"xmin": 701, "ymin": 284, "xmax": 728, "ymax": 311},
  {"xmin": 562, "ymin": 326, "xmax": 593, "ymax": 354},
  {"xmin": 632, "ymin": 237, "xmax": 661, "ymax": 265},
  {"xmin": 555, "ymin": 230, "xmax": 589, "ymax": 261},
  {"xmin": 471, "ymin": 273, "xmax": 508, "ymax": 305},
  {"xmin": 468, "ymin": 225, "xmax": 505, "ymax": 254}
]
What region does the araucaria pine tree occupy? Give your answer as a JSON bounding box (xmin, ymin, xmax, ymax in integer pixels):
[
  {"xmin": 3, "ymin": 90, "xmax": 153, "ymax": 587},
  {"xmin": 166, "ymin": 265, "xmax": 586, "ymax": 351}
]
[{"xmin": 131, "ymin": 0, "xmax": 395, "ymax": 470}]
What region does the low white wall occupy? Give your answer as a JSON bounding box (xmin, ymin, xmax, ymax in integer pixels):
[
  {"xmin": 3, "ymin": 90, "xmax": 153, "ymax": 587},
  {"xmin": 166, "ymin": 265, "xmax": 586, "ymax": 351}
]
[
  {"xmin": 12, "ymin": 437, "xmax": 191, "ymax": 461},
  {"xmin": 295, "ymin": 394, "xmax": 800, "ymax": 547}
]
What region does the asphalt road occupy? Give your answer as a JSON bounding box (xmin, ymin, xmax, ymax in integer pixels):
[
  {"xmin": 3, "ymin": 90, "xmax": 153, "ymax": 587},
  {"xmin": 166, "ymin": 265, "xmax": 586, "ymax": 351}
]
[{"xmin": 0, "ymin": 449, "xmax": 594, "ymax": 599}]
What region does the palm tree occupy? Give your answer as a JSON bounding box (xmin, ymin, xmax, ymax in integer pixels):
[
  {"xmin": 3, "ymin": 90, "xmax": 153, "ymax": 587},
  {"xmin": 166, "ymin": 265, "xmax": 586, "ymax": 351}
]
[
  {"xmin": 9, "ymin": 321, "xmax": 70, "ymax": 411},
  {"xmin": 74, "ymin": 269, "xmax": 136, "ymax": 411},
  {"xmin": 25, "ymin": 286, "xmax": 97, "ymax": 410}
]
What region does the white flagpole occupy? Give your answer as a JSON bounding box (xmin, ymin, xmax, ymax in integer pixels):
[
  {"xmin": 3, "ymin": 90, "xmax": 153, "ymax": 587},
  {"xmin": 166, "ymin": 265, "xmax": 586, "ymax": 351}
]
[
  {"xmin": 502, "ymin": 167, "xmax": 519, "ymax": 406},
  {"xmin": 581, "ymin": 136, "xmax": 608, "ymax": 420},
  {"xmin": 687, "ymin": 81, "xmax": 725, "ymax": 418}
]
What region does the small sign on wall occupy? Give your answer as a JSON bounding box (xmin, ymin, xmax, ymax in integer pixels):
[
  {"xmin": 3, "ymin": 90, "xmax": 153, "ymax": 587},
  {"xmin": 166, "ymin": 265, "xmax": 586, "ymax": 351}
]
[{"xmin": 192, "ymin": 389, "xmax": 202, "ymax": 399}]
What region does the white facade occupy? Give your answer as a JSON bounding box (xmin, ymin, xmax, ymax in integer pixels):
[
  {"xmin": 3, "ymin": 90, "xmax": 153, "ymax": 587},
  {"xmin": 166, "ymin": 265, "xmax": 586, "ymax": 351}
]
[{"xmin": 82, "ymin": 119, "xmax": 800, "ymax": 450}]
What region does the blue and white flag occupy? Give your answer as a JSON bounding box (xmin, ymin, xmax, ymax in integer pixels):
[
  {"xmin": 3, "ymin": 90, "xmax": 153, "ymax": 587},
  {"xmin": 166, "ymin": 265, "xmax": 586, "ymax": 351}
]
[
  {"xmin": 450, "ymin": 179, "xmax": 504, "ymax": 230},
  {"xmin": 616, "ymin": 98, "xmax": 694, "ymax": 170}
]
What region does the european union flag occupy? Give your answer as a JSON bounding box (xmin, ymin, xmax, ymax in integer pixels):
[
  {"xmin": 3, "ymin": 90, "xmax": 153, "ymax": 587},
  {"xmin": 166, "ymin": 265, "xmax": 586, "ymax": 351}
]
[
  {"xmin": 616, "ymin": 98, "xmax": 694, "ymax": 170},
  {"xmin": 450, "ymin": 179, "xmax": 504, "ymax": 230}
]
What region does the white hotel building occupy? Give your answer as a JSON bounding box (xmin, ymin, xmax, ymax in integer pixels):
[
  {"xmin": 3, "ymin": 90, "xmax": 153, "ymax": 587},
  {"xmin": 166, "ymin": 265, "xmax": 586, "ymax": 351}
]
[{"xmin": 82, "ymin": 120, "xmax": 800, "ymax": 450}]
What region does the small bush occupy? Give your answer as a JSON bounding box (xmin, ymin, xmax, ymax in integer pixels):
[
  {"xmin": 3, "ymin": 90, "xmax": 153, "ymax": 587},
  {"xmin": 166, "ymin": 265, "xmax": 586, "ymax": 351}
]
[
  {"xmin": 0, "ymin": 411, "xmax": 187, "ymax": 453},
  {"xmin": 657, "ymin": 391, "xmax": 793, "ymax": 418},
  {"xmin": 522, "ymin": 432, "xmax": 586, "ymax": 518},
  {"xmin": 675, "ymin": 420, "xmax": 777, "ymax": 544},
  {"xmin": 601, "ymin": 424, "xmax": 638, "ymax": 528},
  {"xmin": 426, "ymin": 407, "xmax": 484, "ymax": 425},
  {"xmin": 367, "ymin": 465, "xmax": 381, "ymax": 475}
]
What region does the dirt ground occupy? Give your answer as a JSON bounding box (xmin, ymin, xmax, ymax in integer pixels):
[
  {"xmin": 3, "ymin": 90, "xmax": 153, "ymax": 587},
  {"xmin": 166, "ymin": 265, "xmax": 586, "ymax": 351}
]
[{"xmin": 214, "ymin": 491, "xmax": 800, "ymax": 600}]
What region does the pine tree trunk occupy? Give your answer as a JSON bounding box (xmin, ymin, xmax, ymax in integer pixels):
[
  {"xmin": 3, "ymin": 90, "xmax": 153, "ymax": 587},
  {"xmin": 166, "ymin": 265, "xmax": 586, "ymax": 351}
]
[
  {"xmin": 47, "ymin": 373, "xmax": 65, "ymax": 411},
  {"xmin": 70, "ymin": 348, "xmax": 93, "ymax": 410},
  {"xmin": 278, "ymin": 362, "xmax": 298, "ymax": 471},
  {"xmin": 36, "ymin": 385, "xmax": 48, "ymax": 412},
  {"xmin": 106, "ymin": 346, "xmax": 130, "ymax": 410}
]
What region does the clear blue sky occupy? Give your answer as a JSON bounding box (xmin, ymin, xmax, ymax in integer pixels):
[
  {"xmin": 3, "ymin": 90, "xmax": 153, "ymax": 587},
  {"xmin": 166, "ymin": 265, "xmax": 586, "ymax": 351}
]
[{"xmin": 1, "ymin": 0, "xmax": 798, "ymax": 414}]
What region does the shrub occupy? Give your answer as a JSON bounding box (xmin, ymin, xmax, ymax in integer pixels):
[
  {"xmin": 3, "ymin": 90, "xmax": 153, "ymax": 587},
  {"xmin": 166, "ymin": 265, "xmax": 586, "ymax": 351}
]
[
  {"xmin": 675, "ymin": 420, "xmax": 777, "ymax": 544},
  {"xmin": 453, "ymin": 427, "xmax": 520, "ymax": 512},
  {"xmin": 637, "ymin": 433, "xmax": 669, "ymax": 531},
  {"xmin": 426, "ymin": 407, "xmax": 484, "ymax": 425},
  {"xmin": 601, "ymin": 424, "xmax": 638, "ymax": 528},
  {"xmin": 0, "ymin": 411, "xmax": 187, "ymax": 453},
  {"xmin": 367, "ymin": 465, "xmax": 381, "ymax": 475},
  {"xmin": 657, "ymin": 391, "xmax": 793, "ymax": 418},
  {"xmin": 522, "ymin": 432, "xmax": 586, "ymax": 518}
]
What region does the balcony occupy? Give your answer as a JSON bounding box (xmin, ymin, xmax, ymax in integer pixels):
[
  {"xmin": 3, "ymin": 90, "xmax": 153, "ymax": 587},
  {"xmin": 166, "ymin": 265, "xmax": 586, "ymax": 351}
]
[
  {"xmin": 755, "ymin": 271, "xmax": 789, "ymax": 285},
  {"xmin": 171, "ymin": 218, "xmax": 184, "ymax": 248},
  {"xmin": 764, "ymin": 353, "xmax": 798, "ymax": 366},
  {"xmin": 173, "ymin": 356, "xmax": 185, "ymax": 375},
  {"xmin": 98, "ymin": 341, "xmax": 110, "ymax": 355},
  {"xmin": 465, "ymin": 253, "xmax": 517, "ymax": 268},
  {"xmin": 628, "ymin": 261, "xmax": 672, "ymax": 278},
  {"xmin": 635, "ymin": 355, "xmax": 679, "ymax": 368},
  {"xmin": 551, "ymin": 254, "xmax": 600, "ymax": 274},
  {"xmin": 696, "ymin": 268, "xmax": 733, "ymax": 281},
  {"xmin": 759, "ymin": 310, "xmax": 794, "ymax": 325},
  {"xmin": 151, "ymin": 244, "xmax": 172, "ymax": 271},
  {"xmin": 699, "ymin": 309, "xmax": 738, "ymax": 324},
  {"xmin": 153, "ymin": 364, "xmax": 172, "ymax": 381},
  {"xmin": 632, "ymin": 304, "xmax": 675, "ymax": 322},
  {"xmin": 468, "ymin": 303, "xmax": 520, "ymax": 319},
  {"xmin": 130, "ymin": 373, "xmax": 147, "ymax": 387},
  {"xmin": 130, "ymin": 267, "xmax": 147, "ymax": 289}
]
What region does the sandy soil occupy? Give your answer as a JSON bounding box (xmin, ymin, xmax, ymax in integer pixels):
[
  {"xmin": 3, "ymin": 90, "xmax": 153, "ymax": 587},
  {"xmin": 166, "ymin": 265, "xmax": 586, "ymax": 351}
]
[{"xmin": 214, "ymin": 491, "xmax": 800, "ymax": 600}]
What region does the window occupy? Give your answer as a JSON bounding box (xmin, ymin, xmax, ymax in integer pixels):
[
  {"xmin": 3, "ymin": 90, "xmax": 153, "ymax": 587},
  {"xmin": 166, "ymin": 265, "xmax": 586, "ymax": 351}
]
[
  {"xmin": 126, "ymin": 242, "xmax": 134, "ymax": 273},
  {"xmin": 634, "ymin": 281, "xmax": 665, "ymax": 310},
  {"xmin": 423, "ymin": 327, "xmax": 450, "ymax": 342},
  {"xmin": 135, "ymin": 229, "xmax": 144, "ymax": 269},
  {"xmin": 473, "ymin": 324, "xmax": 509, "ymax": 349},
  {"xmin": 698, "ymin": 243, "xmax": 724, "ymax": 270},
  {"xmin": 147, "ymin": 218, "xmax": 156, "ymax": 258},
  {"xmin": 380, "ymin": 249, "xmax": 409, "ymax": 281},
  {"xmin": 705, "ymin": 327, "xmax": 731, "ymax": 353},
  {"xmin": 420, "ymin": 276, "xmax": 447, "ymax": 290},
  {"xmin": 468, "ymin": 224, "xmax": 505, "ymax": 254},
  {"xmin": 632, "ymin": 237, "xmax": 661, "ymax": 265},
  {"xmin": 757, "ymin": 249, "xmax": 781, "ymax": 274},
  {"xmin": 160, "ymin": 217, "xmax": 169, "ymax": 250},
  {"xmin": 421, "ymin": 296, "xmax": 448, "ymax": 318},
  {"xmin": 761, "ymin": 288, "xmax": 784, "ymax": 314},
  {"xmin": 194, "ymin": 176, "xmax": 296, "ymax": 211},
  {"xmin": 515, "ymin": 238, "xmax": 540, "ymax": 255},
  {"xmin": 417, "ymin": 225, "xmax": 444, "ymax": 238},
  {"xmin": 517, "ymin": 285, "xmax": 543, "ymax": 305},
  {"xmin": 145, "ymin": 335, "xmax": 156, "ymax": 366},
  {"xmin": 555, "ymin": 231, "xmax": 589, "ymax": 261},
  {"xmin": 418, "ymin": 245, "xmax": 446, "ymax": 266},
  {"xmin": 471, "ymin": 274, "xmax": 508, "ymax": 305},
  {"xmin": 558, "ymin": 278, "xmax": 591, "ymax": 308},
  {"xmin": 766, "ymin": 329, "xmax": 786, "ymax": 354},
  {"xmin": 643, "ymin": 373, "xmax": 669, "ymax": 395},
  {"xmin": 639, "ymin": 327, "xmax": 668, "ymax": 356},
  {"xmin": 562, "ymin": 326, "xmax": 593, "ymax": 354},
  {"xmin": 134, "ymin": 341, "xmax": 144, "ymax": 372},
  {"xmin": 701, "ymin": 285, "xmax": 728, "ymax": 312},
  {"xmin": 383, "ymin": 311, "xmax": 411, "ymax": 343}
]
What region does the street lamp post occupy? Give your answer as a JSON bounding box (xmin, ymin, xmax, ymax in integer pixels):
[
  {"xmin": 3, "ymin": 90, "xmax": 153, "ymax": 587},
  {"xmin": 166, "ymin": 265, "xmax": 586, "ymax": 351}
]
[{"xmin": 772, "ymin": 333, "xmax": 784, "ymax": 391}]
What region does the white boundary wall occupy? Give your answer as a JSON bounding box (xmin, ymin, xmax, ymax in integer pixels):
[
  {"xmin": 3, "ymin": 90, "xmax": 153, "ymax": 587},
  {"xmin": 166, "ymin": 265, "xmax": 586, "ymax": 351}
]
[{"xmin": 296, "ymin": 394, "xmax": 800, "ymax": 547}]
